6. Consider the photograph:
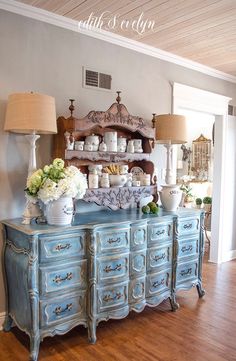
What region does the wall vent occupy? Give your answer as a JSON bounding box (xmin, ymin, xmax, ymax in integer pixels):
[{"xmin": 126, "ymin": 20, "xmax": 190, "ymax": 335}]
[
  {"xmin": 228, "ymin": 105, "xmax": 236, "ymax": 116},
  {"xmin": 83, "ymin": 67, "xmax": 112, "ymax": 91}
]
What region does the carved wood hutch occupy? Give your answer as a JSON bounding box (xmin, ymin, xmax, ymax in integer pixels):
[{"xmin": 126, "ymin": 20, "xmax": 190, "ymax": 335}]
[{"xmin": 53, "ymin": 93, "xmax": 157, "ymax": 209}]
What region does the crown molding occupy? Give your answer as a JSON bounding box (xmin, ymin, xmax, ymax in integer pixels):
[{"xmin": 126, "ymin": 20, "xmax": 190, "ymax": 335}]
[{"xmin": 1, "ymin": 0, "xmax": 236, "ymax": 84}]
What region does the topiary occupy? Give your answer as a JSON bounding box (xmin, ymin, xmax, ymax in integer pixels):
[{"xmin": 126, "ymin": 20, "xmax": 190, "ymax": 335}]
[
  {"xmin": 203, "ymin": 196, "xmax": 212, "ymax": 204},
  {"xmin": 195, "ymin": 198, "xmax": 202, "ymax": 205}
]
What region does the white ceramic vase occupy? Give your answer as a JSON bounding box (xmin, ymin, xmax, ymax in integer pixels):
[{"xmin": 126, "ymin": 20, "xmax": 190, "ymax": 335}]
[
  {"xmin": 159, "ymin": 185, "xmax": 182, "ymax": 212},
  {"xmin": 46, "ymin": 197, "xmax": 74, "ymax": 226}
]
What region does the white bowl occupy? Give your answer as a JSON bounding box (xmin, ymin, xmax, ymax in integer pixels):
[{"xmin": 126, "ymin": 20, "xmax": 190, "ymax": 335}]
[{"xmin": 109, "ymin": 174, "xmax": 127, "ymax": 187}]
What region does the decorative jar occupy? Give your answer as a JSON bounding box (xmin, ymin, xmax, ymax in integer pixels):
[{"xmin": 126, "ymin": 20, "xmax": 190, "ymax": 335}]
[
  {"xmin": 159, "ymin": 185, "xmax": 182, "ymax": 211},
  {"xmin": 45, "ymin": 197, "xmax": 74, "ymax": 226}
]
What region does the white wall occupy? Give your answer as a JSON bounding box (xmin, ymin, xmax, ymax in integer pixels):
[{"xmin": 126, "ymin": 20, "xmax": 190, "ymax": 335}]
[{"xmin": 0, "ymin": 10, "xmax": 236, "ymax": 313}]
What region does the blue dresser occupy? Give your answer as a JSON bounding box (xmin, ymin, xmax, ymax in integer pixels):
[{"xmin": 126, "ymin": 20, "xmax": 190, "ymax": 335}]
[{"xmin": 2, "ymin": 208, "xmax": 205, "ymax": 361}]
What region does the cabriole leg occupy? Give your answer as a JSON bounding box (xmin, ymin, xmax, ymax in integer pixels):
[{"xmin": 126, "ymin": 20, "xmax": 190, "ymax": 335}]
[
  {"xmin": 3, "ymin": 314, "xmax": 13, "ymax": 332},
  {"xmin": 169, "ymin": 294, "xmax": 179, "ymax": 312},
  {"xmin": 88, "ymin": 319, "xmax": 97, "ymax": 344},
  {"xmin": 29, "ymin": 335, "xmax": 40, "ymax": 361},
  {"xmin": 197, "ymin": 283, "xmax": 206, "ymax": 298}
]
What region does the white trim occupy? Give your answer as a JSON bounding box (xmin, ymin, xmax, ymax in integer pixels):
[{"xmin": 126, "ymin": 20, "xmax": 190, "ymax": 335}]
[
  {"xmin": 173, "ymin": 82, "xmax": 231, "ymax": 264},
  {"xmin": 0, "ymin": 312, "xmax": 5, "ymax": 330},
  {"xmin": 1, "ymin": 0, "xmax": 236, "ymax": 84},
  {"xmin": 220, "ymin": 249, "xmax": 236, "ymax": 263}
]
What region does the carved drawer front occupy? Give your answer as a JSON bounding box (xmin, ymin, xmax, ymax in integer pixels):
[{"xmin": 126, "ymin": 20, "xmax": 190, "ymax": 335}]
[
  {"xmin": 96, "ymin": 227, "xmax": 129, "ymax": 254},
  {"xmin": 146, "ymin": 269, "xmax": 171, "ymax": 296},
  {"xmin": 176, "ymin": 261, "xmax": 198, "ymax": 285},
  {"xmin": 130, "ymin": 224, "xmax": 147, "ymax": 250},
  {"xmin": 39, "ymin": 260, "xmax": 87, "ymax": 296},
  {"xmin": 97, "ymin": 282, "xmax": 128, "ymax": 313},
  {"xmin": 97, "ymin": 253, "xmax": 129, "ymax": 283},
  {"xmin": 129, "ymin": 277, "xmax": 145, "ymax": 303},
  {"xmin": 147, "ymin": 244, "xmax": 172, "ymax": 272},
  {"xmin": 177, "ymin": 237, "xmax": 199, "ymax": 259},
  {"xmin": 177, "ymin": 217, "xmax": 200, "ymax": 236},
  {"xmin": 40, "ymin": 291, "xmax": 86, "ymax": 327},
  {"xmin": 148, "ymin": 221, "xmax": 173, "ymax": 244},
  {"xmin": 130, "ymin": 250, "xmax": 146, "ymax": 276},
  {"xmin": 39, "ymin": 232, "xmax": 86, "ymax": 262}
]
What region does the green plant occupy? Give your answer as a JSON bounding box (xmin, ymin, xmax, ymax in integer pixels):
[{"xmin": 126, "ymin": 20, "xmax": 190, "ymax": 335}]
[
  {"xmin": 195, "ymin": 198, "xmax": 202, "ymax": 206},
  {"xmin": 203, "ymin": 196, "xmax": 212, "ymax": 204}
]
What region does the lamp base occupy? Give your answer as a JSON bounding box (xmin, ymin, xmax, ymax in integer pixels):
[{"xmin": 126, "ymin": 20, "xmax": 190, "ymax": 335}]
[
  {"xmin": 22, "ymin": 197, "xmax": 44, "ymax": 224},
  {"xmin": 159, "ymin": 184, "xmax": 182, "ymax": 212}
]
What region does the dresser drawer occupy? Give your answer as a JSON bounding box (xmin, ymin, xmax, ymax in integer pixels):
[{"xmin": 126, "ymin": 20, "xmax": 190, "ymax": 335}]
[
  {"xmin": 177, "ymin": 217, "xmax": 200, "ymax": 236},
  {"xmin": 39, "ymin": 260, "xmax": 87, "ymax": 296},
  {"xmin": 130, "ymin": 224, "xmax": 147, "ymax": 250},
  {"xmin": 146, "ymin": 269, "xmax": 171, "ymax": 297},
  {"xmin": 40, "ymin": 291, "xmax": 86, "ymax": 327},
  {"xmin": 96, "ymin": 227, "xmax": 129, "ymax": 254},
  {"xmin": 130, "ymin": 250, "xmax": 146, "ymax": 276},
  {"xmin": 97, "ymin": 253, "xmax": 129, "ymax": 283},
  {"xmin": 177, "ymin": 237, "xmax": 199, "ymax": 259},
  {"xmin": 147, "ymin": 243, "xmax": 172, "ymax": 272},
  {"xmin": 176, "ymin": 261, "xmax": 198, "ymax": 285},
  {"xmin": 97, "ymin": 282, "xmax": 128, "ymax": 313},
  {"xmin": 148, "ymin": 221, "xmax": 173, "ymax": 244},
  {"xmin": 129, "ymin": 277, "xmax": 145, "ymax": 303},
  {"xmin": 39, "ymin": 232, "xmax": 86, "ymax": 262}
]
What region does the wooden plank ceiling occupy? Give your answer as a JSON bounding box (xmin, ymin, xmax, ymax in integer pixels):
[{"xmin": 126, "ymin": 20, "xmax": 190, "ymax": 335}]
[{"xmin": 16, "ymin": 0, "xmax": 236, "ymax": 76}]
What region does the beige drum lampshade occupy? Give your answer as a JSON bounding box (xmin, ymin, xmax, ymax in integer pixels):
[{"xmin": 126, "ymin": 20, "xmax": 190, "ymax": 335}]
[
  {"xmin": 4, "ymin": 92, "xmax": 57, "ymax": 134},
  {"xmin": 155, "ymin": 114, "xmax": 187, "ymax": 144}
]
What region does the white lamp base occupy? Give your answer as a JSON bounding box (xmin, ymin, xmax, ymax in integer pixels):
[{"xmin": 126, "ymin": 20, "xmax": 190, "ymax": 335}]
[{"xmin": 22, "ymin": 133, "xmax": 44, "ymax": 224}]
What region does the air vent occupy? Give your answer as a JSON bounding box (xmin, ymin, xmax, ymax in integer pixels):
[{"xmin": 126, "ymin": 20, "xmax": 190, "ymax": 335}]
[
  {"xmin": 83, "ymin": 67, "xmax": 112, "ymax": 91},
  {"xmin": 228, "ymin": 105, "xmax": 236, "ymax": 116}
]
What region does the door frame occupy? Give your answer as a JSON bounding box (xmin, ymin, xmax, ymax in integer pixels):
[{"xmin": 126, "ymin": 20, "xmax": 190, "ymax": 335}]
[{"xmin": 172, "ymin": 82, "xmax": 231, "ymax": 263}]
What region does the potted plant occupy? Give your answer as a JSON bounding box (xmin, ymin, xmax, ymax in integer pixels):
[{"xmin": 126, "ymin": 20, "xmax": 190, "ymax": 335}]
[
  {"xmin": 25, "ymin": 158, "xmax": 88, "ymax": 225},
  {"xmin": 203, "ymin": 196, "xmax": 212, "ymax": 212},
  {"xmin": 180, "ymin": 184, "xmax": 194, "ymax": 208},
  {"xmin": 195, "ymin": 197, "xmax": 202, "ymax": 209}
]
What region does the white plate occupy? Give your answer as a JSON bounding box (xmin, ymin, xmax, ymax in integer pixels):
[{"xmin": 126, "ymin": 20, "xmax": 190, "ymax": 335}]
[{"xmin": 130, "ymin": 166, "xmax": 144, "ymax": 180}]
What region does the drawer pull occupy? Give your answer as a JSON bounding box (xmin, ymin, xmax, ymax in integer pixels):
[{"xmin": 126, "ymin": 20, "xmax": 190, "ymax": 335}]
[
  {"xmin": 183, "ymin": 224, "xmax": 192, "ymax": 229},
  {"xmin": 55, "ymin": 243, "xmax": 71, "ymax": 251},
  {"xmin": 181, "ymin": 245, "xmax": 193, "ymax": 253},
  {"xmin": 53, "ymin": 272, "xmax": 73, "ymax": 284},
  {"xmin": 156, "ymin": 230, "xmax": 165, "ymax": 236},
  {"xmin": 104, "ymin": 264, "xmax": 122, "ymax": 273},
  {"xmin": 107, "ymin": 237, "xmax": 121, "ymax": 244},
  {"xmin": 152, "ymin": 278, "xmax": 165, "ymax": 288},
  {"xmin": 153, "ymin": 253, "xmax": 166, "ymax": 262},
  {"xmin": 180, "ymin": 268, "xmax": 192, "ymax": 276},
  {"xmin": 53, "ymin": 303, "xmax": 73, "ymax": 316},
  {"xmin": 103, "ymin": 292, "xmax": 123, "ymax": 302}
]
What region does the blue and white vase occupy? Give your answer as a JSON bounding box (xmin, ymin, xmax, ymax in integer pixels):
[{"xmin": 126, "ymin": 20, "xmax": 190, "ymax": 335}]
[{"xmin": 46, "ymin": 197, "xmax": 74, "ymax": 226}]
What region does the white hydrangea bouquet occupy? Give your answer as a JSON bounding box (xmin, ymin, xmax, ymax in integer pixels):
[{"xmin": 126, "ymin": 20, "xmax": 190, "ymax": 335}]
[{"xmin": 25, "ymin": 158, "xmax": 87, "ymax": 204}]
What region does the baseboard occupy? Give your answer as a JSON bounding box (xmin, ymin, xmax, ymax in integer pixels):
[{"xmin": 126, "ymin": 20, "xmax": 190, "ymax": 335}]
[
  {"xmin": 221, "ymin": 249, "xmax": 236, "ymax": 263},
  {"xmin": 0, "ymin": 312, "xmax": 5, "ymax": 330}
]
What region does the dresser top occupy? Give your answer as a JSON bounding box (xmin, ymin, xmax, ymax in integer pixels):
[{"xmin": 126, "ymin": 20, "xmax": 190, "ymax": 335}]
[{"xmin": 2, "ymin": 208, "xmax": 203, "ymax": 236}]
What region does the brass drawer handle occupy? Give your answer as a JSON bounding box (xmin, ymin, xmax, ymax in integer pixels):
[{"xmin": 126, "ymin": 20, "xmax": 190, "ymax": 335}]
[
  {"xmin": 107, "ymin": 237, "xmax": 121, "ymax": 244},
  {"xmin": 55, "ymin": 243, "xmax": 71, "ymax": 251},
  {"xmin": 104, "ymin": 264, "xmax": 122, "ymax": 273},
  {"xmin": 183, "ymin": 224, "xmax": 192, "ymax": 229},
  {"xmin": 53, "ymin": 303, "xmax": 73, "ymax": 315},
  {"xmin": 103, "ymin": 292, "xmax": 123, "ymax": 302},
  {"xmin": 153, "ymin": 253, "xmax": 166, "ymax": 261},
  {"xmin": 152, "ymin": 278, "xmax": 165, "ymax": 288},
  {"xmin": 156, "ymin": 229, "xmax": 165, "ymax": 236},
  {"xmin": 53, "ymin": 272, "xmax": 73, "ymax": 284},
  {"xmin": 180, "ymin": 268, "xmax": 192, "ymax": 276},
  {"xmin": 181, "ymin": 245, "xmax": 193, "ymax": 253}
]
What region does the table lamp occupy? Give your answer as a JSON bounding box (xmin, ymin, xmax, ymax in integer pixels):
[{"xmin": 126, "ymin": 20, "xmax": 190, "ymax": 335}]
[
  {"xmin": 4, "ymin": 92, "xmax": 57, "ymax": 224},
  {"xmin": 153, "ymin": 114, "xmax": 187, "ymax": 211}
]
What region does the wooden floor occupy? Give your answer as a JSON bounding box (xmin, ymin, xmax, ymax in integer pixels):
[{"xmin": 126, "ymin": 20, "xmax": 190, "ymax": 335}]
[{"xmin": 1, "ymin": 250, "xmax": 236, "ymax": 361}]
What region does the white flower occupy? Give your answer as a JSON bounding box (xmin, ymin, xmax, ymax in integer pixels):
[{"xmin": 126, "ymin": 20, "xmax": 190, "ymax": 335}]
[{"xmin": 25, "ymin": 158, "xmax": 88, "ymax": 204}]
